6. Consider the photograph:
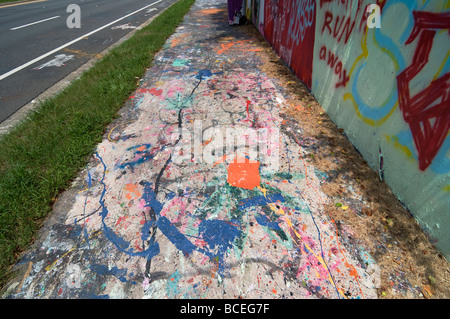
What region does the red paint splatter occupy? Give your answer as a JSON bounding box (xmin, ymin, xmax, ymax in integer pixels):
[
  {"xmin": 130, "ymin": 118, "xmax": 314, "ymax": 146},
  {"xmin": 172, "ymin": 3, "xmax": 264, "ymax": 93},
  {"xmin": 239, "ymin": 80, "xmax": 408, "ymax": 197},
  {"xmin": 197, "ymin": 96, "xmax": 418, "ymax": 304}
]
[
  {"xmin": 246, "ymin": 100, "xmax": 251, "ymax": 118},
  {"xmin": 148, "ymin": 88, "xmax": 163, "ymax": 96},
  {"xmin": 130, "ymin": 87, "xmax": 163, "ymax": 99}
]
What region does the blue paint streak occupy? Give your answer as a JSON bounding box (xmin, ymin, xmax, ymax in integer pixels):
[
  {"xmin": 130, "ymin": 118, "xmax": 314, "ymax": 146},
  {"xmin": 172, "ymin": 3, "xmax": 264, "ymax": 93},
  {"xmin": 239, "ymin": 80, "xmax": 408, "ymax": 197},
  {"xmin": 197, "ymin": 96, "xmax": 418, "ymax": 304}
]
[
  {"xmin": 95, "ymin": 153, "xmax": 160, "ymax": 261},
  {"xmin": 83, "ymin": 168, "xmax": 92, "ymax": 249},
  {"xmin": 199, "ymin": 219, "xmax": 240, "ymax": 251},
  {"xmin": 198, "ymin": 219, "xmax": 240, "ymax": 273},
  {"xmin": 238, "ymin": 193, "xmax": 285, "ymax": 210},
  {"xmin": 305, "ymin": 204, "xmax": 341, "ymax": 299},
  {"xmin": 90, "ymin": 294, "xmax": 110, "ymax": 299},
  {"xmin": 194, "ymin": 69, "xmax": 223, "ymax": 80},
  {"xmin": 117, "ymin": 144, "xmax": 153, "ymax": 169},
  {"xmin": 255, "ymin": 213, "xmax": 281, "ymax": 231},
  {"xmin": 195, "ymin": 69, "xmax": 212, "ymax": 80},
  {"xmin": 90, "ymin": 264, "xmax": 128, "ymax": 283},
  {"xmin": 141, "ymin": 182, "xmax": 163, "ymax": 215},
  {"xmin": 156, "ymin": 216, "xmax": 197, "ymax": 255},
  {"xmin": 166, "ymin": 191, "xmax": 176, "ymax": 200},
  {"xmin": 87, "ymin": 169, "xmax": 92, "ymax": 188},
  {"xmin": 140, "ymin": 219, "xmax": 155, "ymax": 242}
]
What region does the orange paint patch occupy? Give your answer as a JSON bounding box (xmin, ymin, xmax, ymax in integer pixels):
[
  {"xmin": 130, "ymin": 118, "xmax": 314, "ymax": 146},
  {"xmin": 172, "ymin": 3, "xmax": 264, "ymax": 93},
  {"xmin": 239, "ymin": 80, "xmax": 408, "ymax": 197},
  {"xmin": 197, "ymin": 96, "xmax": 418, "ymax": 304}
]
[
  {"xmin": 170, "ymin": 33, "xmax": 191, "ymax": 47},
  {"xmin": 125, "ymin": 183, "xmax": 138, "ymax": 193},
  {"xmin": 124, "ymin": 183, "xmax": 142, "ymax": 200},
  {"xmin": 216, "ymin": 40, "xmax": 261, "ymax": 55},
  {"xmin": 227, "ymin": 158, "xmax": 260, "ymax": 190},
  {"xmin": 202, "ymin": 137, "xmax": 213, "ymax": 146},
  {"xmin": 345, "ymin": 261, "xmax": 359, "ymax": 279},
  {"xmin": 199, "ymin": 8, "xmax": 225, "ymax": 15},
  {"xmin": 217, "ymin": 42, "xmax": 236, "ymax": 55}
]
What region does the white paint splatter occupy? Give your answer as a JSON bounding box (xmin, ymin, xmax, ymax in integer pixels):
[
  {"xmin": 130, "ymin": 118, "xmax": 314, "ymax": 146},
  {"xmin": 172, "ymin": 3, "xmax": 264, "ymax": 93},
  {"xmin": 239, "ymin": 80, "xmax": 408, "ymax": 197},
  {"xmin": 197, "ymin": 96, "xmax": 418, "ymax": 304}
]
[
  {"xmin": 111, "ymin": 23, "xmax": 137, "ymax": 30},
  {"xmin": 34, "ymin": 54, "xmax": 74, "ymax": 70}
]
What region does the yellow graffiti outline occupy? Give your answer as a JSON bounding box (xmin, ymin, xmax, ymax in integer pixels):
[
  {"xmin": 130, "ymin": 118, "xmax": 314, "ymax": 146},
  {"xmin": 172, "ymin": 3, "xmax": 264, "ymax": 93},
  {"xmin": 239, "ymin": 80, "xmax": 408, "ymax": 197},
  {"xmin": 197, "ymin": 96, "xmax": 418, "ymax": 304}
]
[
  {"xmin": 343, "ymin": 93, "xmax": 398, "ymax": 127},
  {"xmin": 348, "ymin": 27, "xmax": 369, "ymax": 78},
  {"xmin": 346, "ymin": 21, "xmax": 400, "ymax": 127},
  {"xmin": 385, "ymin": 134, "xmax": 413, "ymax": 159}
]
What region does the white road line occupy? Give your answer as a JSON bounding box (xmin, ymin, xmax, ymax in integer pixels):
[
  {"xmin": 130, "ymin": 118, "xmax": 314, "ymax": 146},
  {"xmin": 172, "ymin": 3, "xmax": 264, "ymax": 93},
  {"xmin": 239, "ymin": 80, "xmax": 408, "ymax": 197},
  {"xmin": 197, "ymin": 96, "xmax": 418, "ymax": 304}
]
[
  {"xmin": 0, "ymin": 0, "xmax": 163, "ymax": 81},
  {"xmin": 10, "ymin": 15, "xmax": 61, "ymax": 31}
]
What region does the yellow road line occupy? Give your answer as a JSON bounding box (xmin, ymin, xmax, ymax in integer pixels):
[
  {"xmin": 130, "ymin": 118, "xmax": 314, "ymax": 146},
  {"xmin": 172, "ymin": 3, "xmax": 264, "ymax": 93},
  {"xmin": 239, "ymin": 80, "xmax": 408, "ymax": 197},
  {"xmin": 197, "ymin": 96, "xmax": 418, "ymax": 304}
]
[{"xmin": 0, "ymin": 0, "xmax": 47, "ymax": 9}]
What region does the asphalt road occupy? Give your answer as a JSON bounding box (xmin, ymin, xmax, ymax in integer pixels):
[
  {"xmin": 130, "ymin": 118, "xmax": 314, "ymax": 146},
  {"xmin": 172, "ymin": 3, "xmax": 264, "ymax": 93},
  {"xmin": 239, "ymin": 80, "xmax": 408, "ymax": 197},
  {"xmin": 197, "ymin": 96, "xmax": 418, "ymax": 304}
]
[{"xmin": 0, "ymin": 0, "xmax": 177, "ymax": 123}]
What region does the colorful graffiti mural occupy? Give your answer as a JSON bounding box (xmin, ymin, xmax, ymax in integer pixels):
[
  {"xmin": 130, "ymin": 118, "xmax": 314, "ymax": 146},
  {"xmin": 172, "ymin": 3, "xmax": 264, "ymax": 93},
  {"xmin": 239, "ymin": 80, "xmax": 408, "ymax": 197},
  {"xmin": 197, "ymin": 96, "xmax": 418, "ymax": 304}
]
[{"xmin": 249, "ymin": 0, "xmax": 450, "ymax": 258}]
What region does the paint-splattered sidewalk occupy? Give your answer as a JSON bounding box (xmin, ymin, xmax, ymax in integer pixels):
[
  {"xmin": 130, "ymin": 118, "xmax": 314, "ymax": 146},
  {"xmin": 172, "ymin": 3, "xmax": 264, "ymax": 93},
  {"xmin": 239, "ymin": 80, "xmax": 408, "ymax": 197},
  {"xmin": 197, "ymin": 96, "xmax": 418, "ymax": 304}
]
[{"xmin": 3, "ymin": 0, "xmax": 449, "ymax": 299}]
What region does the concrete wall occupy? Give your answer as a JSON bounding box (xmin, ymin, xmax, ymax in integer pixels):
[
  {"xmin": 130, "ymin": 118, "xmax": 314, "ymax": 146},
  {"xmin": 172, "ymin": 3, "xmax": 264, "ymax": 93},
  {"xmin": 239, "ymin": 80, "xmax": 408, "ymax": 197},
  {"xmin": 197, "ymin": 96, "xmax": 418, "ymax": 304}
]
[{"xmin": 245, "ymin": 0, "xmax": 450, "ymax": 258}]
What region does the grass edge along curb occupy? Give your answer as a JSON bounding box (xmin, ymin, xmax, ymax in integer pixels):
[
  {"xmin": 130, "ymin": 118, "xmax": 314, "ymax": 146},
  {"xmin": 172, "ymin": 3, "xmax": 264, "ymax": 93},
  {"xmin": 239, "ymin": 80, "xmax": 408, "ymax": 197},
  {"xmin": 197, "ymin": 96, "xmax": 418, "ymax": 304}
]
[
  {"xmin": 0, "ymin": 0, "xmax": 24, "ymax": 4},
  {"xmin": 0, "ymin": 0, "xmax": 196, "ymax": 289}
]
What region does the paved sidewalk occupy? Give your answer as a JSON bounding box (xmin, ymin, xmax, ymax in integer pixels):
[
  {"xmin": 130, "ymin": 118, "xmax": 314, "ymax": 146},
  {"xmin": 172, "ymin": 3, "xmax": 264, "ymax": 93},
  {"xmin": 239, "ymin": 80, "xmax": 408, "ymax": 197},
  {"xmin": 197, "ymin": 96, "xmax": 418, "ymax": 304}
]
[{"xmin": 2, "ymin": 0, "xmax": 449, "ymax": 299}]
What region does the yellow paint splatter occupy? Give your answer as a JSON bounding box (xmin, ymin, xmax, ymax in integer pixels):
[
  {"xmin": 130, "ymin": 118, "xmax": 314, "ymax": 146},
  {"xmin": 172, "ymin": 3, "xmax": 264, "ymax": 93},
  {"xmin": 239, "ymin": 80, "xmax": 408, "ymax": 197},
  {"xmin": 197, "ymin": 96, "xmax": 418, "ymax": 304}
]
[
  {"xmin": 386, "ymin": 135, "xmax": 413, "ymax": 158},
  {"xmin": 343, "ymin": 93, "xmax": 398, "ymax": 127}
]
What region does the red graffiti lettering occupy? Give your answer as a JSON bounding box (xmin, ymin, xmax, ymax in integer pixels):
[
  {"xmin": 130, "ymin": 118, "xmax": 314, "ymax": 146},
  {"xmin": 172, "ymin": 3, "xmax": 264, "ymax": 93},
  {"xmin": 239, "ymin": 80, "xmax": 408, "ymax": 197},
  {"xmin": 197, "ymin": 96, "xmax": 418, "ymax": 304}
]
[
  {"xmin": 322, "ymin": 11, "xmax": 333, "ymax": 34},
  {"xmin": 321, "ymin": 11, "xmax": 356, "ymax": 44},
  {"xmin": 319, "ymin": 45, "xmax": 350, "ymax": 88},
  {"xmin": 327, "ymin": 50, "xmax": 339, "ymax": 68},
  {"xmin": 335, "ymin": 69, "xmax": 350, "ymax": 88}
]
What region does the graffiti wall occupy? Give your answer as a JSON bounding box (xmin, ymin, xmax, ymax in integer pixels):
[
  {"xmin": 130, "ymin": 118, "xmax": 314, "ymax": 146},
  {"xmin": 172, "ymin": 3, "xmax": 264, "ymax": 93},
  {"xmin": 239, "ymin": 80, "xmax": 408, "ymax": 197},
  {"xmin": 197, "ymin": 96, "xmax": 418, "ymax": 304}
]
[
  {"xmin": 249, "ymin": 0, "xmax": 450, "ymax": 258},
  {"xmin": 261, "ymin": 0, "xmax": 316, "ymax": 88}
]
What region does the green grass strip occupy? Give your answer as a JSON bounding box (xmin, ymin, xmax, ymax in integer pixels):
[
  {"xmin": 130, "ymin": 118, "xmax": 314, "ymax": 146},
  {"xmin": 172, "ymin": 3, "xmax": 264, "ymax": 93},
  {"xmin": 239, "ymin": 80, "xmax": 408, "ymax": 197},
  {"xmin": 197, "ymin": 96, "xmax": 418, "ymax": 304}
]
[
  {"xmin": 0, "ymin": 0, "xmax": 33, "ymax": 4},
  {"xmin": 0, "ymin": 0, "xmax": 195, "ymax": 287}
]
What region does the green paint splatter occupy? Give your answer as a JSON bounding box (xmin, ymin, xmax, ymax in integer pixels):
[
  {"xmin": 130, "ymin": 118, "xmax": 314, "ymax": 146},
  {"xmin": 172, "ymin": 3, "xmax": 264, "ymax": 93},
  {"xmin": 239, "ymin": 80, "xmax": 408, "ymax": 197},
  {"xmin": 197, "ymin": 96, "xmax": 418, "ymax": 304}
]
[
  {"xmin": 172, "ymin": 59, "xmax": 190, "ymax": 67},
  {"xmin": 166, "ymin": 270, "xmax": 181, "ymax": 298},
  {"xmin": 165, "ymin": 93, "xmax": 193, "ymax": 111}
]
